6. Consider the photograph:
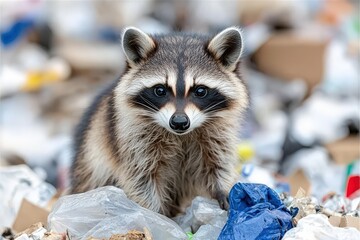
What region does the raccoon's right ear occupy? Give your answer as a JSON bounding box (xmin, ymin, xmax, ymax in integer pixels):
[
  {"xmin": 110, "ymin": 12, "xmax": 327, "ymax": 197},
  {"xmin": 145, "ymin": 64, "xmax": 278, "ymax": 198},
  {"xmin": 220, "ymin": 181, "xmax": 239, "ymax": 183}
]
[
  {"xmin": 207, "ymin": 27, "xmax": 243, "ymax": 71},
  {"xmin": 122, "ymin": 27, "xmax": 156, "ymax": 66}
]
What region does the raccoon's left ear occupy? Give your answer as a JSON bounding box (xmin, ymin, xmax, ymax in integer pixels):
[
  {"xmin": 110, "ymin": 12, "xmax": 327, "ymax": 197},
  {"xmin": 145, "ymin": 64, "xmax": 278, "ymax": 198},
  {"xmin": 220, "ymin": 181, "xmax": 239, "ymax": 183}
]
[
  {"xmin": 207, "ymin": 27, "xmax": 243, "ymax": 70},
  {"xmin": 122, "ymin": 27, "xmax": 156, "ymax": 66}
]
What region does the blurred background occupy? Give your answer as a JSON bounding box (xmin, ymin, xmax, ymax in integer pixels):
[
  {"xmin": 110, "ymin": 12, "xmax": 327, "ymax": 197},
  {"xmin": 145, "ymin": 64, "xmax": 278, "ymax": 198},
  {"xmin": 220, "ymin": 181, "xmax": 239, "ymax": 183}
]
[{"xmin": 0, "ymin": 0, "xmax": 359, "ymax": 217}]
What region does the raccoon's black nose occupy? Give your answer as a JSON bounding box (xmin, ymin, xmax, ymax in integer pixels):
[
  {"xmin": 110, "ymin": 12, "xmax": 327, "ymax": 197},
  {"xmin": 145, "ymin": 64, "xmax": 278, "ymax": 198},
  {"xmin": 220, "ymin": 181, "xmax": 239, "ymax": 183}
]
[{"xmin": 170, "ymin": 114, "xmax": 190, "ymax": 131}]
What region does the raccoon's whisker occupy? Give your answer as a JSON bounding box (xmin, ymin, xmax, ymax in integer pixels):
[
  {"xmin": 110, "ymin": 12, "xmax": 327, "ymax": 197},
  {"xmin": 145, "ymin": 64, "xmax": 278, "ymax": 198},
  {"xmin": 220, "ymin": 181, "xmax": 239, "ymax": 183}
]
[
  {"xmin": 139, "ymin": 95, "xmax": 160, "ymax": 111},
  {"xmin": 203, "ymin": 99, "xmax": 228, "ymax": 113},
  {"xmin": 131, "ymin": 101, "xmax": 158, "ymax": 113}
]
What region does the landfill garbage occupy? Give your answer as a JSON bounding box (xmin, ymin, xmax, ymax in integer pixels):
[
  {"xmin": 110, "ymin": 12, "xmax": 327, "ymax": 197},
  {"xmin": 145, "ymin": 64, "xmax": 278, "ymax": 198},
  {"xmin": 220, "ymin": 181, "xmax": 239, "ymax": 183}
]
[
  {"xmin": 13, "ymin": 222, "xmax": 65, "ymax": 240},
  {"xmin": 1, "ymin": 227, "xmax": 15, "ymax": 240},
  {"xmin": 2, "ymin": 222, "xmax": 152, "ymax": 240},
  {"xmin": 1, "ymin": 16, "xmax": 35, "ymax": 47},
  {"xmin": 0, "ymin": 45, "xmax": 71, "ymax": 97},
  {"xmin": 292, "ymin": 93, "xmax": 359, "ymax": 145},
  {"xmin": 239, "ymin": 164, "xmax": 276, "ymax": 189},
  {"xmin": 282, "ymin": 187, "xmax": 360, "ymax": 230},
  {"xmin": 282, "ymin": 147, "xmax": 346, "ymax": 199},
  {"xmin": 173, "ymin": 196, "xmax": 227, "ymax": 240},
  {"xmin": 322, "ymin": 192, "xmax": 352, "ymax": 213},
  {"xmin": 322, "ymin": 40, "xmax": 359, "ymax": 97},
  {"xmin": 48, "ymin": 186, "xmax": 187, "ymax": 240},
  {"xmin": 0, "ymin": 1, "xmax": 358, "ymax": 240},
  {"xmin": 0, "ymin": 165, "xmax": 57, "ymax": 228},
  {"xmin": 218, "ymin": 183, "xmax": 294, "ymax": 240},
  {"xmin": 284, "ymin": 188, "xmax": 318, "ymax": 225},
  {"xmin": 89, "ymin": 230, "xmax": 152, "ymax": 240},
  {"xmin": 346, "ymin": 175, "xmax": 360, "ymax": 199},
  {"xmin": 282, "ymin": 214, "xmax": 360, "ymax": 240}
]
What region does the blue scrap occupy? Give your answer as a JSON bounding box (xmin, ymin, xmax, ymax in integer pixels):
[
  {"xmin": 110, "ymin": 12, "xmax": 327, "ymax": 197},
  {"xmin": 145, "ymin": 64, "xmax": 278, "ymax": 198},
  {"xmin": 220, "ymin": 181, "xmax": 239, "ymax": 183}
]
[
  {"xmin": 1, "ymin": 17, "xmax": 35, "ymax": 47},
  {"xmin": 218, "ymin": 183, "xmax": 294, "ymax": 240}
]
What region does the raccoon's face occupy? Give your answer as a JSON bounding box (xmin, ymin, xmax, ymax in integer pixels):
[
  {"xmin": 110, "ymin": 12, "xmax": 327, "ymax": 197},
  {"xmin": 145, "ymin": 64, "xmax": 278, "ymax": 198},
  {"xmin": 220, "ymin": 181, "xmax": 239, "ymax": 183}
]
[{"xmin": 120, "ymin": 27, "xmax": 247, "ymax": 135}]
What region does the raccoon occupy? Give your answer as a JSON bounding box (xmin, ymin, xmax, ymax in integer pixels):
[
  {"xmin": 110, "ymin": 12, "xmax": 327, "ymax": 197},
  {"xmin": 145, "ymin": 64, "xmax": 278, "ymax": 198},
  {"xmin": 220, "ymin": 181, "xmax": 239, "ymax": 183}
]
[{"xmin": 71, "ymin": 27, "xmax": 249, "ymax": 217}]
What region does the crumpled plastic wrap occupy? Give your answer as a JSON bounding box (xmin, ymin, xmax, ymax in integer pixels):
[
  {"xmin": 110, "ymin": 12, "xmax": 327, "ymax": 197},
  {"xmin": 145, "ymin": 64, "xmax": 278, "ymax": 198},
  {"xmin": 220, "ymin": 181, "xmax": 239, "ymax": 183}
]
[
  {"xmin": 48, "ymin": 186, "xmax": 187, "ymax": 240},
  {"xmin": 282, "ymin": 214, "xmax": 360, "ymax": 240},
  {"xmin": 173, "ymin": 196, "xmax": 227, "ymax": 240},
  {"xmin": 218, "ymin": 183, "xmax": 293, "ymax": 240}
]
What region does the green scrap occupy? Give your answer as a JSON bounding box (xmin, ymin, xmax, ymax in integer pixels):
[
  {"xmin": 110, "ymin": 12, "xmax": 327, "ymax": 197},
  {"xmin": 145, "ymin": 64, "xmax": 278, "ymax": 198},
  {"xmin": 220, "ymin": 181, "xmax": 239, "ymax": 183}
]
[{"xmin": 186, "ymin": 232, "xmax": 194, "ymax": 240}]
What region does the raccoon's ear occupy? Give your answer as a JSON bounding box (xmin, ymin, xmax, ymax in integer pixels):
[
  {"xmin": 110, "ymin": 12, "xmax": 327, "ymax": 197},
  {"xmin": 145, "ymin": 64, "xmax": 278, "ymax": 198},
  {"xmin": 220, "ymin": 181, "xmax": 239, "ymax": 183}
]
[
  {"xmin": 207, "ymin": 27, "xmax": 243, "ymax": 70},
  {"xmin": 122, "ymin": 27, "xmax": 156, "ymax": 65}
]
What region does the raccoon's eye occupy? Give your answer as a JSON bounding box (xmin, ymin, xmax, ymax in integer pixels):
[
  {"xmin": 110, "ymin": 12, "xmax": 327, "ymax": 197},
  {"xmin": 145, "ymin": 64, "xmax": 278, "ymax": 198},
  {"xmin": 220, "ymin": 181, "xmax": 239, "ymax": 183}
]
[
  {"xmin": 194, "ymin": 86, "xmax": 208, "ymax": 98},
  {"xmin": 154, "ymin": 85, "xmax": 167, "ymax": 97}
]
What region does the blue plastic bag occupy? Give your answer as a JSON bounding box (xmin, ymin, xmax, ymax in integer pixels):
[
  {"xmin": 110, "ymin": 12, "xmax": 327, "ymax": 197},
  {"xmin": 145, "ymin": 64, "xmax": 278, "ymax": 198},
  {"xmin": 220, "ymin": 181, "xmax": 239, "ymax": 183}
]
[{"xmin": 218, "ymin": 183, "xmax": 293, "ymax": 240}]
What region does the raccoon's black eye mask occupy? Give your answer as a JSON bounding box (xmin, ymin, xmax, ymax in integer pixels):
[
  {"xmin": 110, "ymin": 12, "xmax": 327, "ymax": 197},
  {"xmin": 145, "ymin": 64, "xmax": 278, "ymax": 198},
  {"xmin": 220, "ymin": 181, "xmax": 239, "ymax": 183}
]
[
  {"xmin": 130, "ymin": 83, "xmax": 230, "ymax": 113},
  {"xmin": 131, "ymin": 85, "xmax": 171, "ymax": 111},
  {"xmin": 189, "ymin": 86, "xmax": 230, "ymax": 112}
]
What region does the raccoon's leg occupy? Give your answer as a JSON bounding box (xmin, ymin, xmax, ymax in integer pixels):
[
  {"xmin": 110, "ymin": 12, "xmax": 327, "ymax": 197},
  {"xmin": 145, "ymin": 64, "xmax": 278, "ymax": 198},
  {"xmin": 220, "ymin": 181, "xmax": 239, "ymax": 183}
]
[
  {"xmin": 122, "ymin": 167, "xmax": 180, "ymax": 217},
  {"xmin": 201, "ymin": 154, "xmax": 238, "ymax": 211},
  {"xmin": 212, "ymin": 179, "xmax": 232, "ymax": 210}
]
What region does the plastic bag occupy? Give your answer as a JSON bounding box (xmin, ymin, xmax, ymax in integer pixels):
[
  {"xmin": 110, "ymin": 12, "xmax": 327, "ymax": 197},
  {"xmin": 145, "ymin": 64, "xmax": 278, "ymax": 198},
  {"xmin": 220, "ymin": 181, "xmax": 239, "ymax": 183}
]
[
  {"xmin": 282, "ymin": 214, "xmax": 359, "ymax": 240},
  {"xmin": 173, "ymin": 196, "xmax": 227, "ymax": 240},
  {"xmin": 48, "ymin": 186, "xmax": 187, "ymax": 240},
  {"xmin": 218, "ymin": 183, "xmax": 293, "ymax": 240}
]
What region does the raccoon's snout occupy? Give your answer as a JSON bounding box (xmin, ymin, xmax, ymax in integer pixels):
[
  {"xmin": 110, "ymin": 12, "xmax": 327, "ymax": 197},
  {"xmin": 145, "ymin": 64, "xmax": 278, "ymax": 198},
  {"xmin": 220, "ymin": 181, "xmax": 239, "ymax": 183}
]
[{"xmin": 169, "ymin": 114, "xmax": 190, "ymax": 132}]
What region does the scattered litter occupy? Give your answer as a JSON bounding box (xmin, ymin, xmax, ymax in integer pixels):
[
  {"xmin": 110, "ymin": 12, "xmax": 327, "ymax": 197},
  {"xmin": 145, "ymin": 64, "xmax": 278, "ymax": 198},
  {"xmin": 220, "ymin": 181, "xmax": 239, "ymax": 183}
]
[
  {"xmin": 322, "ymin": 192, "xmax": 351, "ymax": 213},
  {"xmin": 0, "ymin": 165, "xmax": 56, "ymax": 228},
  {"xmin": 239, "ymin": 164, "xmax": 276, "ymax": 189},
  {"xmin": 6, "ymin": 222, "xmax": 66, "ymax": 240},
  {"xmin": 282, "ymin": 214, "xmax": 359, "ymax": 240},
  {"xmin": 1, "ymin": 1, "xmax": 359, "ymax": 239},
  {"xmin": 284, "ymin": 188, "xmax": 318, "ymax": 225},
  {"xmin": 89, "ymin": 229, "xmax": 152, "ymax": 240},
  {"xmin": 1, "ymin": 227, "xmax": 15, "ymax": 240},
  {"xmin": 218, "ymin": 183, "xmax": 294, "ymax": 240},
  {"xmin": 282, "ymin": 188, "xmax": 360, "ymax": 230}
]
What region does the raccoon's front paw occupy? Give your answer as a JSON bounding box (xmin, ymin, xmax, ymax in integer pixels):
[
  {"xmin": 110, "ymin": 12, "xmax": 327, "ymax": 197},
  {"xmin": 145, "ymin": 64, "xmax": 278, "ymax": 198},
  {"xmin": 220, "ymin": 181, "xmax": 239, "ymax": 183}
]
[{"xmin": 215, "ymin": 191, "xmax": 229, "ymax": 211}]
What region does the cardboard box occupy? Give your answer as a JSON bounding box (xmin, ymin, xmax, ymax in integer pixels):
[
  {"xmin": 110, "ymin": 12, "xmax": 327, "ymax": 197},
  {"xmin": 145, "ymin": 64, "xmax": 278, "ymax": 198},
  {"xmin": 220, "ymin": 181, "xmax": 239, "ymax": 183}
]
[
  {"xmin": 325, "ymin": 136, "xmax": 360, "ymax": 165},
  {"xmin": 252, "ymin": 32, "xmax": 328, "ymax": 93},
  {"xmin": 288, "ymin": 169, "xmax": 311, "ymax": 196},
  {"xmin": 12, "ymin": 199, "xmax": 50, "ymax": 233},
  {"xmin": 329, "ymin": 215, "xmax": 360, "ymax": 231}
]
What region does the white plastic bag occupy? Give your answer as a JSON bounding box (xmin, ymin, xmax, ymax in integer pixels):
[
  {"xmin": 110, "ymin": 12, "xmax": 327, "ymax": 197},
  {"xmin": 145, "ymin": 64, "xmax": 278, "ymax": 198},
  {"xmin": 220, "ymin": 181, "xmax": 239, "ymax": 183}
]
[
  {"xmin": 282, "ymin": 214, "xmax": 359, "ymax": 240},
  {"xmin": 173, "ymin": 196, "xmax": 227, "ymax": 240},
  {"xmin": 48, "ymin": 186, "xmax": 187, "ymax": 240}
]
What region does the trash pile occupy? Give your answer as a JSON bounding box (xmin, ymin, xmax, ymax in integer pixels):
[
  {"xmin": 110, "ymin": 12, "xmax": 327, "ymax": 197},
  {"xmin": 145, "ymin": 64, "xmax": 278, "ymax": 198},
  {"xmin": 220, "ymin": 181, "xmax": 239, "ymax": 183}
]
[
  {"xmin": 1, "ymin": 182, "xmax": 359, "ymax": 240},
  {"xmin": 1, "ymin": 0, "xmax": 359, "ymax": 239}
]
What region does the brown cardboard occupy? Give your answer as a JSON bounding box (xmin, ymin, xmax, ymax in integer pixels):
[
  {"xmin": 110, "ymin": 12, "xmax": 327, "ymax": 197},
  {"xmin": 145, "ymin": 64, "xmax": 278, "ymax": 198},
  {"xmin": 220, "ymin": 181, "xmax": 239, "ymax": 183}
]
[
  {"xmin": 328, "ymin": 215, "xmax": 342, "ymax": 227},
  {"xmin": 252, "ymin": 32, "xmax": 328, "ymax": 93},
  {"xmin": 329, "ymin": 215, "xmax": 360, "ymax": 231},
  {"xmin": 342, "ymin": 216, "xmax": 360, "ymax": 230},
  {"xmin": 15, "ymin": 222, "xmax": 44, "ymax": 237},
  {"xmin": 288, "ymin": 169, "xmax": 311, "ymax": 196},
  {"xmin": 12, "ymin": 199, "xmax": 50, "ymax": 233},
  {"xmin": 325, "ymin": 136, "xmax": 360, "ymax": 165}
]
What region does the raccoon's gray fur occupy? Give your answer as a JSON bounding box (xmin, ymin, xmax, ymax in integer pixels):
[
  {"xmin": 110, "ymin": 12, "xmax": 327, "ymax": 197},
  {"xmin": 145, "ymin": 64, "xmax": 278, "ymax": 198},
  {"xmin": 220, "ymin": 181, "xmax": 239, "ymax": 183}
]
[{"xmin": 71, "ymin": 27, "xmax": 249, "ymax": 217}]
